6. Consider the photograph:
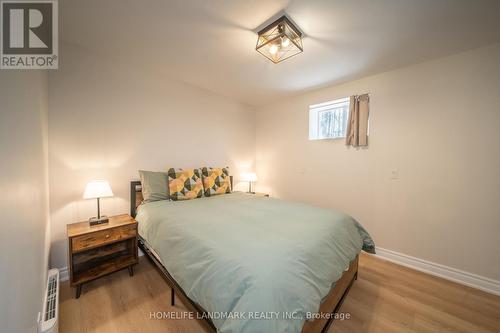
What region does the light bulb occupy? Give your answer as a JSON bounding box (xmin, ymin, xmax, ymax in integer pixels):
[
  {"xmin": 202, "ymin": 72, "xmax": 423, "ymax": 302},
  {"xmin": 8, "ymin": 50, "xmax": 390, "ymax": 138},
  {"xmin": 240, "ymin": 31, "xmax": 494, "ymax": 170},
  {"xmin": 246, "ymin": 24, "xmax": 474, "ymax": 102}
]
[
  {"xmin": 281, "ymin": 37, "xmax": 290, "ymax": 47},
  {"xmin": 269, "ymin": 44, "xmax": 278, "ymax": 55}
]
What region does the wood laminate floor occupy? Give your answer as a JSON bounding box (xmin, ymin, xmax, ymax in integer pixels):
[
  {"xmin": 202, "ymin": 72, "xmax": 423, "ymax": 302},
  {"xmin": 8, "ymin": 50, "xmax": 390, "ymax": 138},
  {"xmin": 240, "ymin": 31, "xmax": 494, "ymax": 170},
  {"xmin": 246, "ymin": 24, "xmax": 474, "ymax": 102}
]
[{"xmin": 60, "ymin": 253, "xmax": 500, "ymax": 333}]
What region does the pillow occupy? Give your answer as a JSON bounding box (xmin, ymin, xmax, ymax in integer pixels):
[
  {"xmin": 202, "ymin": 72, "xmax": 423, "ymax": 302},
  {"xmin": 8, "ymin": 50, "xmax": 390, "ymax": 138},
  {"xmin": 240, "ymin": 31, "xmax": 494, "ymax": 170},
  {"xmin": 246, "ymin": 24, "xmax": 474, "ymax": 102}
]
[
  {"xmin": 167, "ymin": 168, "xmax": 203, "ymax": 200},
  {"xmin": 201, "ymin": 167, "xmax": 231, "ymax": 197},
  {"xmin": 139, "ymin": 170, "xmax": 169, "ymax": 203}
]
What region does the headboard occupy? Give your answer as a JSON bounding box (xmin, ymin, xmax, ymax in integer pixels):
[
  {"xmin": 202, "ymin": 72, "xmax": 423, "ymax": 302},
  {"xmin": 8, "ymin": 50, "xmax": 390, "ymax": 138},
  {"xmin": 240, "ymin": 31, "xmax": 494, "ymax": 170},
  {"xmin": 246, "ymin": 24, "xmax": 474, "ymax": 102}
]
[
  {"xmin": 130, "ymin": 175, "xmax": 233, "ymax": 218},
  {"xmin": 130, "ymin": 180, "xmax": 143, "ymax": 218}
]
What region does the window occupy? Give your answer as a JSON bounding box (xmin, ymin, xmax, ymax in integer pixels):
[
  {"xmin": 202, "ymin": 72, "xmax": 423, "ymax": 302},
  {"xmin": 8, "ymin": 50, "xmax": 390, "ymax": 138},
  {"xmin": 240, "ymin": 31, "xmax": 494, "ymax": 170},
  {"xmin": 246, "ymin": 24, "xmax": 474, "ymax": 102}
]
[{"xmin": 309, "ymin": 97, "xmax": 350, "ymax": 140}]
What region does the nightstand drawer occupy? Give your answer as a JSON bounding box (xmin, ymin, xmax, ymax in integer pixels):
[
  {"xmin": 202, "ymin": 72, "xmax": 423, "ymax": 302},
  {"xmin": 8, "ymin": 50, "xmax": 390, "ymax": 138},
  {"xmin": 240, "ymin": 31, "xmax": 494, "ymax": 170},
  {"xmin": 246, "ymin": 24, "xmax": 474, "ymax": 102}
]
[{"xmin": 72, "ymin": 225, "xmax": 136, "ymax": 252}]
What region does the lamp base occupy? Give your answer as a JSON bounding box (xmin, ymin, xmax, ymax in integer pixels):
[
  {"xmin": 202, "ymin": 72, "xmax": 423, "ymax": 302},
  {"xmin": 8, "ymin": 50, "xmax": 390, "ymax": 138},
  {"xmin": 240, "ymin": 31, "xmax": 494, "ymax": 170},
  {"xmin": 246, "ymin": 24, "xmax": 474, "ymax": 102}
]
[{"xmin": 89, "ymin": 216, "xmax": 109, "ymax": 226}]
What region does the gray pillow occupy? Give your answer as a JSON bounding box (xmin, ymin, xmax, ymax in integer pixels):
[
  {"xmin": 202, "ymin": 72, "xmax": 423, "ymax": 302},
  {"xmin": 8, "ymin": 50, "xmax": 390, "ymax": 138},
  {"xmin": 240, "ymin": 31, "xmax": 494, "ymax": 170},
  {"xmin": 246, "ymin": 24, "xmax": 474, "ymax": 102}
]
[{"xmin": 139, "ymin": 170, "xmax": 169, "ymax": 202}]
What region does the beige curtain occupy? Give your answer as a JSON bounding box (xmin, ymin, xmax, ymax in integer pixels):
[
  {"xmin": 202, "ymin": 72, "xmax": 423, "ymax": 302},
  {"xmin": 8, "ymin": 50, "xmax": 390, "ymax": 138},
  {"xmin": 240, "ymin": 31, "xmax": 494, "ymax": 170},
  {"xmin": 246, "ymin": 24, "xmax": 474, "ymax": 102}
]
[{"xmin": 345, "ymin": 94, "xmax": 370, "ymax": 147}]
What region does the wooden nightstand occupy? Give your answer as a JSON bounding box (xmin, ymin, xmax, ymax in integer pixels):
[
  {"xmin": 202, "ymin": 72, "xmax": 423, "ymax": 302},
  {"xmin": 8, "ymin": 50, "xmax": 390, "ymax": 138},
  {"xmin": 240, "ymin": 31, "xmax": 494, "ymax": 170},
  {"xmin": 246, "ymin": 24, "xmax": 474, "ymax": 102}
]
[{"xmin": 67, "ymin": 214, "xmax": 138, "ymax": 298}]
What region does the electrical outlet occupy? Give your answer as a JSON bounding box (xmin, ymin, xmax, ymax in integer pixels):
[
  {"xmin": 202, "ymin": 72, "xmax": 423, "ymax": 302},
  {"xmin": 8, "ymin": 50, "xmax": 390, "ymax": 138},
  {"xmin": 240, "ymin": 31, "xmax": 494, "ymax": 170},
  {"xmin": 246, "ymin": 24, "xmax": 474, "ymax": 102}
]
[{"xmin": 390, "ymin": 169, "xmax": 399, "ymax": 180}]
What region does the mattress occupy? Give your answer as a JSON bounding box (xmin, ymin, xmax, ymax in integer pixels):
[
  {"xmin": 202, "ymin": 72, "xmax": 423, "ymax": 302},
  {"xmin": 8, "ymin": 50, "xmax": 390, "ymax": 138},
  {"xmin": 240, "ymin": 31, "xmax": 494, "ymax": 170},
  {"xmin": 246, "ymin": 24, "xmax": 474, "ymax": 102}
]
[{"xmin": 136, "ymin": 192, "xmax": 375, "ymax": 333}]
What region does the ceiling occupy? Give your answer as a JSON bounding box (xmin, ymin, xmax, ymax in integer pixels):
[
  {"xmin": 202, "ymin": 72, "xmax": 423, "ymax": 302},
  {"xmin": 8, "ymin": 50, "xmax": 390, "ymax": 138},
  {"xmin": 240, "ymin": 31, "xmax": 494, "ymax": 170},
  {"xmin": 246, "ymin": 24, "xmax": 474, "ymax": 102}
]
[{"xmin": 60, "ymin": 0, "xmax": 500, "ymax": 107}]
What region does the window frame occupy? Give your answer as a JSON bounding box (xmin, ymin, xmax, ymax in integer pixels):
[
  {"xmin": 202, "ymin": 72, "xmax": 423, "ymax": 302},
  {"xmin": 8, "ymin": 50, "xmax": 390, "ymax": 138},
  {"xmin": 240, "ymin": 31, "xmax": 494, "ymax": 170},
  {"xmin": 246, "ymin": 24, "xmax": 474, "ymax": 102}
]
[{"xmin": 308, "ymin": 97, "xmax": 350, "ymax": 141}]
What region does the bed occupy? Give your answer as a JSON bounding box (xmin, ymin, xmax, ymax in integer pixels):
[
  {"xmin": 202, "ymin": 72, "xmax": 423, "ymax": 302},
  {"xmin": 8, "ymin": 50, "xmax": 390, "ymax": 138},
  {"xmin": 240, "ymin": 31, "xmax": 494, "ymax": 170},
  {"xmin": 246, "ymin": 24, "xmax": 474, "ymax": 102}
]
[{"xmin": 130, "ymin": 179, "xmax": 375, "ymax": 333}]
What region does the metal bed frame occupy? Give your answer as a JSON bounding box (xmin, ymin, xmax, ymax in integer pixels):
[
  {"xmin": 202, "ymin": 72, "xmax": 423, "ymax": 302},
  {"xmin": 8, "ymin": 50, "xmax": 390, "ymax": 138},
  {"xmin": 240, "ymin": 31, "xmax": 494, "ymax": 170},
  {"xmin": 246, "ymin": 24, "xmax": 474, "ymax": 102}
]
[{"xmin": 130, "ymin": 178, "xmax": 357, "ymax": 333}]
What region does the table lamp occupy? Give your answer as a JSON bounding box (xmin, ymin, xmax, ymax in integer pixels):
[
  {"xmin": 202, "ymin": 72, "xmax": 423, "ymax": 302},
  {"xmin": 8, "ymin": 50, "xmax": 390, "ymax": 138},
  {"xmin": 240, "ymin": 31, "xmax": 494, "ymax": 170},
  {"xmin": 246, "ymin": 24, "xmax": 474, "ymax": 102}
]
[
  {"xmin": 241, "ymin": 172, "xmax": 258, "ymax": 193},
  {"xmin": 83, "ymin": 180, "xmax": 114, "ymax": 226}
]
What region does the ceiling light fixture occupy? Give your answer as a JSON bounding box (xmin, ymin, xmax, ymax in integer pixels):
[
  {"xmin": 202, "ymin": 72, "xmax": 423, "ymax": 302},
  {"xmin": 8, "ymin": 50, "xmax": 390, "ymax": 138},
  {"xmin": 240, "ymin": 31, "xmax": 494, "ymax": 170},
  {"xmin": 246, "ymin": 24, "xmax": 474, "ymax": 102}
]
[{"xmin": 256, "ymin": 15, "xmax": 303, "ymax": 64}]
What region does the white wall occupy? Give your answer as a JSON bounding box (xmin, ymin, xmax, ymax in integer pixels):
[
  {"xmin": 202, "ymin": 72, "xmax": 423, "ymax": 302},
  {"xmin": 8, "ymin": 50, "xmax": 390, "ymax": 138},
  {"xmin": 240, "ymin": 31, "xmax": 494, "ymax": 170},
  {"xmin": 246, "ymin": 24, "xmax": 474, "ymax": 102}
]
[
  {"xmin": 0, "ymin": 71, "xmax": 50, "ymax": 333},
  {"xmin": 255, "ymin": 44, "xmax": 500, "ymax": 281},
  {"xmin": 48, "ymin": 43, "xmax": 256, "ymax": 269}
]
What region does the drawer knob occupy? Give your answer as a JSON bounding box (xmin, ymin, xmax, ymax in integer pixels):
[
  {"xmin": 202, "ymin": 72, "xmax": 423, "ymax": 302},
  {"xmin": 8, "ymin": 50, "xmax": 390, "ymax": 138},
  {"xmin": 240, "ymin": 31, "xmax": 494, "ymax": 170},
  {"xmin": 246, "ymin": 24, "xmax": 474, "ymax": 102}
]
[{"xmin": 105, "ymin": 234, "xmax": 110, "ymax": 238}]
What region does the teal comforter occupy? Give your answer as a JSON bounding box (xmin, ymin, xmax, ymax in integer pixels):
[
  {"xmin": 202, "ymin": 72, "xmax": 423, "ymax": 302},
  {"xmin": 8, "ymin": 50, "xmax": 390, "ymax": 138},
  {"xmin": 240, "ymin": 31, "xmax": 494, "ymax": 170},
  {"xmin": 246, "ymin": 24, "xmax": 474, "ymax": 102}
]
[{"xmin": 136, "ymin": 192, "xmax": 375, "ymax": 333}]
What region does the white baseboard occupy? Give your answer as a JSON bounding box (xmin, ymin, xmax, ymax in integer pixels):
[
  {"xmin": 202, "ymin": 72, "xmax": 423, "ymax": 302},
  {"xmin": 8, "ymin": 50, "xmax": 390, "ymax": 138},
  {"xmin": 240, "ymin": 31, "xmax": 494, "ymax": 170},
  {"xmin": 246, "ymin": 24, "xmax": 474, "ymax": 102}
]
[
  {"xmin": 375, "ymin": 247, "xmax": 500, "ymax": 296},
  {"xmin": 58, "ymin": 249, "xmax": 145, "ymax": 282},
  {"xmin": 59, "ymin": 266, "xmax": 69, "ymax": 282}
]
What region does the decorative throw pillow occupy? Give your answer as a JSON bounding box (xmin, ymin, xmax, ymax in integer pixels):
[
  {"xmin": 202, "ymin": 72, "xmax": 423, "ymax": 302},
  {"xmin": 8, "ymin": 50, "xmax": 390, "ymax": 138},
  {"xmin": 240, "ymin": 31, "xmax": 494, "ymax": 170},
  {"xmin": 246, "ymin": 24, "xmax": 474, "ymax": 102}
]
[
  {"xmin": 201, "ymin": 167, "xmax": 231, "ymax": 197},
  {"xmin": 139, "ymin": 170, "xmax": 169, "ymax": 203},
  {"xmin": 167, "ymin": 168, "xmax": 203, "ymax": 200}
]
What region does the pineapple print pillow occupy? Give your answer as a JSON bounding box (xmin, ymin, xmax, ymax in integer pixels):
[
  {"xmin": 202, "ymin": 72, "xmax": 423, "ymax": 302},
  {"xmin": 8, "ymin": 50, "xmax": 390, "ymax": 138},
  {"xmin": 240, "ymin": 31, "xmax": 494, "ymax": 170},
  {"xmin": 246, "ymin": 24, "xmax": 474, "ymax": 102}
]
[
  {"xmin": 167, "ymin": 168, "xmax": 203, "ymax": 200},
  {"xmin": 201, "ymin": 167, "xmax": 231, "ymax": 197}
]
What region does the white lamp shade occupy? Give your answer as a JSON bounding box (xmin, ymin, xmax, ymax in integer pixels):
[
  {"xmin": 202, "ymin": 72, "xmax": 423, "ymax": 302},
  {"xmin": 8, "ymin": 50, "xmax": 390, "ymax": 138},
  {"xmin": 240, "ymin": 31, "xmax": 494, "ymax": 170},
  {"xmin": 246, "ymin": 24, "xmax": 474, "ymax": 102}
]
[
  {"xmin": 241, "ymin": 172, "xmax": 258, "ymax": 182},
  {"xmin": 83, "ymin": 180, "xmax": 114, "ymax": 199}
]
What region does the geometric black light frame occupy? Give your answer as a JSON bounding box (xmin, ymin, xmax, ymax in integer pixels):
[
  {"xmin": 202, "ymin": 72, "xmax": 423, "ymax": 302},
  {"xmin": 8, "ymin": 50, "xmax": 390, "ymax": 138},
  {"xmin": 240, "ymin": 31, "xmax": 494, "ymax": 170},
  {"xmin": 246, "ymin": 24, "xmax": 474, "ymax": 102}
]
[{"xmin": 256, "ymin": 15, "xmax": 303, "ymax": 64}]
